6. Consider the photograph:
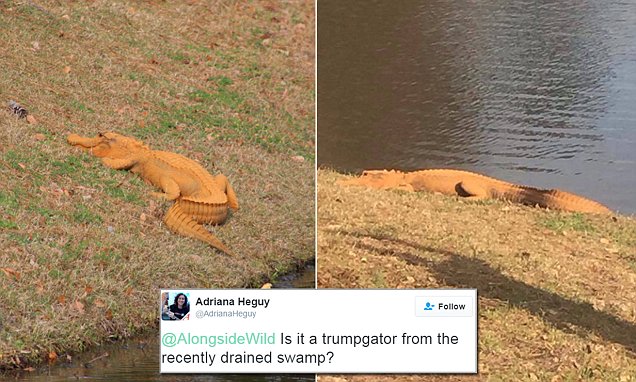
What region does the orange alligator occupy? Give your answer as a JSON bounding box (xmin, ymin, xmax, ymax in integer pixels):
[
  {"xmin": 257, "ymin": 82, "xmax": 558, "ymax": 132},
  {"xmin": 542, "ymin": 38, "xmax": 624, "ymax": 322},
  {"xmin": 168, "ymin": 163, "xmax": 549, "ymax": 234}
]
[
  {"xmin": 68, "ymin": 132, "xmax": 239, "ymax": 255},
  {"xmin": 339, "ymin": 169, "xmax": 612, "ymax": 214}
]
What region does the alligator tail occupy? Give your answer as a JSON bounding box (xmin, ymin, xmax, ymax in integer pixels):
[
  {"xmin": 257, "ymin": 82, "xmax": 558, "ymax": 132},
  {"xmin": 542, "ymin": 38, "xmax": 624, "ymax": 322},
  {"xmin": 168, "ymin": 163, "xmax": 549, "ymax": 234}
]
[
  {"xmin": 497, "ymin": 186, "xmax": 612, "ymax": 214},
  {"xmin": 164, "ymin": 200, "xmax": 233, "ymax": 255}
]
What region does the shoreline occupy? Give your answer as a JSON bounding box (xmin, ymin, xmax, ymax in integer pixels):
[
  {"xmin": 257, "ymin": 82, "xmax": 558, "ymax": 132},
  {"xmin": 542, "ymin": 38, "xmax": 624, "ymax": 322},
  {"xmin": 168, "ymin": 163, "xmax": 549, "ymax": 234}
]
[{"xmin": 318, "ymin": 169, "xmax": 636, "ymax": 380}]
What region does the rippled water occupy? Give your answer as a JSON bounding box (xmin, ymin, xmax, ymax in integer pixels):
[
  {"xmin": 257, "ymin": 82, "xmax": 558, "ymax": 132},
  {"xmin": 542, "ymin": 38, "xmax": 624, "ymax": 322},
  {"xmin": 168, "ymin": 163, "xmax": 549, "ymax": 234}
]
[
  {"xmin": 318, "ymin": 0, "xmax": 636, "ymax": 214},
  {"xmin": 12, "ymin": 336, "xmax": 313, "ymax": 382}
]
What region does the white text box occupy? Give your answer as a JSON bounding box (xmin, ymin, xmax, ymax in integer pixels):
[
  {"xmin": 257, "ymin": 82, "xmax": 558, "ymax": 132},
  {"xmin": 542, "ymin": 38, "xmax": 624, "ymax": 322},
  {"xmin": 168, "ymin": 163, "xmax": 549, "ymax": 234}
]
[{"xmin": 160, "ymin": 289, "xmax": 477, "ymax": 373}]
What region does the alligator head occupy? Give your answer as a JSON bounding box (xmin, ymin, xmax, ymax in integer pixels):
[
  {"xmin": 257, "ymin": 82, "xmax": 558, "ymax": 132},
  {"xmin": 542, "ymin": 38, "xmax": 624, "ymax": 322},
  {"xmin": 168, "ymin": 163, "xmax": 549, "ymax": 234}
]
[
  {"xmin": 67, "ymin": 132, "xmax": 149, "ymax": 159},
  {"xmin": 337, "ymin": 170, "xmax": 414, "ymax": 191}
]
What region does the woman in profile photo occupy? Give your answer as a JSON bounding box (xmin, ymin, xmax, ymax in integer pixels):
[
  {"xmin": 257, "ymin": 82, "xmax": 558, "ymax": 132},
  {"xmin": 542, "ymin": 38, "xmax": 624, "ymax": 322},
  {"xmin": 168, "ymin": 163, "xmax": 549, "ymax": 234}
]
[{"xmin": 166, "ymin": 293, "xmax": 189, "ymax": 320}]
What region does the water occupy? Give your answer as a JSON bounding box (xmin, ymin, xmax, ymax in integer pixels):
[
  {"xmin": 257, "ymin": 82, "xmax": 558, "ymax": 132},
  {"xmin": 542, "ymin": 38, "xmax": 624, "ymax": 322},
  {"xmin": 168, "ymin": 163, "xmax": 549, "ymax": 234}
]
[
  {"xmin": 8, "ymin": 337, "xmax": 313, "ymax": 382},
  {"xmin": 11, "ymin": 264, "xmax": 315, "ymax": 381},
  {"xmin": 318, "ymin": 0, "xmax": 636, "ymax": 214}
]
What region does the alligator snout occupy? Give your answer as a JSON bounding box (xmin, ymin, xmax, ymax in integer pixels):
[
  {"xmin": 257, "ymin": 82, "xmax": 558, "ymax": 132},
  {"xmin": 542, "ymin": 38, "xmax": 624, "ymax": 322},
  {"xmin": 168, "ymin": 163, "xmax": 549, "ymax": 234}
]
[{"xmin": 67, "ymin": 134, "xmax": 102, "ymax": 148}]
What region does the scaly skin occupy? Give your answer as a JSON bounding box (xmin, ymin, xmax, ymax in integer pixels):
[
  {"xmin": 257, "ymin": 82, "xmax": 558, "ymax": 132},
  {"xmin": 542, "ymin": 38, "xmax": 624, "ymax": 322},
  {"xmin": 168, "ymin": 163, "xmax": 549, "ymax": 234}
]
[
  {"xmin": 67, "ymin": 132, "xmax": 239, "ymax": 254},
  {"xmin": 339, "ymin": 169, "xmax": 612, "ymax": 214}
]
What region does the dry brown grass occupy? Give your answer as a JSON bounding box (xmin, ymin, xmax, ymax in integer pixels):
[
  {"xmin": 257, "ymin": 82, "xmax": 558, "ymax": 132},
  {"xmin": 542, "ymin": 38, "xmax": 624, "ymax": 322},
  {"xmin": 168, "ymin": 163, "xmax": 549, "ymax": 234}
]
[
  {"xmin": 0, "ymin": 0, "xmax": 314, "ymax": 370},
  {"xmin": 318, "ymin": 169, "xmax": 636, "ymax": 381}
]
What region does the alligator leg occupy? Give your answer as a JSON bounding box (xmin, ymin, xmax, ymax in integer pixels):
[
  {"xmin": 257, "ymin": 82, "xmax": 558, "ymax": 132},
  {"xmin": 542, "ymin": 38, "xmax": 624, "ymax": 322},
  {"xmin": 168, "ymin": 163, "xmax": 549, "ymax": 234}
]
[
  {"xmin": 163, "ymin": 200, "xmax": 233, "ymax": 255},
  {"xmin": 455, "ymin": 181, "xmax": 489, "ymax": 199},
  {"xmin": 152, "ymin": 177, "xmax": 181, "ymax": 201},
  {"xmin": 215, "ymin": 174, "xmax": 239, "ymax": 210},
  {"xmin": 101, "ymin": 157, "xmax": 136, "ymax": 170}
]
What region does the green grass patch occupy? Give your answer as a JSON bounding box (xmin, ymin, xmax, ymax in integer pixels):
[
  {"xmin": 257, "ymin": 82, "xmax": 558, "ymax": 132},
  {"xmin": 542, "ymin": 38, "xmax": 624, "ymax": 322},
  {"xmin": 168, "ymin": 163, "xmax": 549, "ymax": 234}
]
[
  {"xmin": 0, "ymin": 190, "xmax": 20, "ymax": 213},
  {"xmin": 215, "ymin": 87, "xmax": 244, "ymax": 109},
  {"xmin": 28, "ymin": 205, "xmax": 58, "ymax": 220},
  {"xmin": 103, "ymin": 180, "xmax": 145, "ymax": 205},
  {"xmin": 6, "ymin": 232, "xmax": 36, "ymax": 245},
  {"xmin": 92, "ymin": 249, "xmax": 121, "ymax": 264},
  {"xmin": 72, "ymin": 204, "xmax": 103, "ymax": 225},
  {"xmin": 3, "ymin": 150, "xmax": 26, "ymax": 171},
  {"xmin": 371, "ymin": 269, "xmax": 387, "ymax": 288},
  {"xmin": 210, "ymin": 50, "xmax": 236, "ymax": 69},
  {"xmin": 188, "ymin": 89, "xmax": 216, "ymax": 103},
  {"xmin": 48, "ymin": 269, "xmax": 63, "ymax": 279},
  {"xmin": 538, "ymin": 213, "xmax": 596, "ymax": 233},
  {"xmin": 189, "ymin": 81, "xmax": 243, "ymax": 109},
  {"xmin": 167, "ymin": 50, "xmax": 190, "ymax": 62},
  {"xmin": 185, "ymin": 43, "xmax": 212, "ymax": 54},
  {"xmin": 0, "ymin": 219, "xmax": 18, "ymax": 229},
  {"xmin": 51, "ymin": 156, "xmax": 86, "ymax": 177},
  {"xmin": 208, "ymin": 75, "xmax": 233, "ymax": 86},
  {"xmin": 62, "ymin": 240, "xmax": 89, "ymax": 262},
  {"xmin": 69, "ymin": 100, "xmax": 95, "ymax": 114}
]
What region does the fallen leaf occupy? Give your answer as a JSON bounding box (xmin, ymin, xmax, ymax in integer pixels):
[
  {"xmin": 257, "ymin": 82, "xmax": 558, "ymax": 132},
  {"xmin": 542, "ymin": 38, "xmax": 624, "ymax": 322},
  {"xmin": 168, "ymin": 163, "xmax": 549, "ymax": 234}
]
[
  {"xmin": 138, "ymin": 120, "xmax": 145, "ymax": 128},
  {"xmin": 85, "ymin": 286, "xmax": 93, "ymax": 294},
  {"xmin": 26, "ymin": 115, "xmax": 38, "ymax": 124},
  {"xmin": 34, "ymin": 133, "xmax": 46, "ymax": 141},
  {"xmin": 57, "ymin": 295, "xmax": 66, "ymax": 304},
  {"xmin": 139, "ymin": 213, "xmax": 147, "ymax": 222},
  {"xmin": 94, "ymin": 299, "xmax": 106, "ymax": 308},
  {"xmin": 261, "ymin": 283, "xmax": 272, "ymax": 289},
  {"xmin": 48, "ymin": 351, "xmax": 58, "ymax": 362},
  {"xmin": 63, "ymin": 66, "xmax": 71, "ymax": 74},
  {"xmin": 31, "ymin": 41, "xmax": 40, "ymax": 50},
  {"xmin": 0, "ymin": 268, "xmax": 20, "ymax": 280},
  {"xmin": 18, "ymin": 163, "xmax": 26, "ymax": 170},
  {"xmin": 291, "ymin": 155, "xmax": 305, "ymax": 162},
  {"xmin": 125, "ymin": 287, "xmax": 134, "ymax": 296},
  {"xmin": 61, "ymin": 14, "xmax": 70, "ymax": 20},
  {"xmin": 105, "ymin": 309, "xmax": 113, "ymax": 320}
]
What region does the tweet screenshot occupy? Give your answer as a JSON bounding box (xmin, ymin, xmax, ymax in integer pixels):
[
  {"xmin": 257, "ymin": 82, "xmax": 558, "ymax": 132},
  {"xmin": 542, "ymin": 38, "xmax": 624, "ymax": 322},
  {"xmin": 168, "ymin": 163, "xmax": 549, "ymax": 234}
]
[{"xmin": 160, "ymin": 289, "xmax": 477, "ymax": 374}]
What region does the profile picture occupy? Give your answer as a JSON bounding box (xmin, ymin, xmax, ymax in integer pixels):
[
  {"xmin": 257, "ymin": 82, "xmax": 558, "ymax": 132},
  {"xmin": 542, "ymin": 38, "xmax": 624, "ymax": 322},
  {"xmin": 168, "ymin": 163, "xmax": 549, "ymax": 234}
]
[{"xmin": 161, "ymin": 292, "xmax": 190, "ymax": 321}]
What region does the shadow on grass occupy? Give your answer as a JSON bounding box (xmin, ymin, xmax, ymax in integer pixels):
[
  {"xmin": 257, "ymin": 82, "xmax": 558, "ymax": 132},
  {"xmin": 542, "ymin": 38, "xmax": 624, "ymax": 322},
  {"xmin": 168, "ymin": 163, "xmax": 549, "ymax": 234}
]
[{"xmin": 326, "ymin": 229, "xmax": 636, "ymax": 353}]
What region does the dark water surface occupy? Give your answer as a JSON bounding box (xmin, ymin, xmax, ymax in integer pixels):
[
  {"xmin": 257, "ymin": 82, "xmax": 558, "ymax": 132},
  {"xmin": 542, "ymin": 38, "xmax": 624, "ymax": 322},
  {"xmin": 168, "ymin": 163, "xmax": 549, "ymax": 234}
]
[
  {"xmin": 13, "ymin": 264, "xmax": 315, "ymax": 381},
  {"xmin": 318, "ymin": 0, "xmax": 636, "ymax": 214}
]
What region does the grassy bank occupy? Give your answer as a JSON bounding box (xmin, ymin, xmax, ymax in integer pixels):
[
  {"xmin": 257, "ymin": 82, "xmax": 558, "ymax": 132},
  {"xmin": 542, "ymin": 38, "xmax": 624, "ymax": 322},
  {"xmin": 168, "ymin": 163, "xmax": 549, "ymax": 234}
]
[
  {"xmin": 318, "ymin": 169, "xmax": 636, "ymax": 381},
  {"xmin": 0, "ymin": 0, "xmax": 314, "ymax": 369}
]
